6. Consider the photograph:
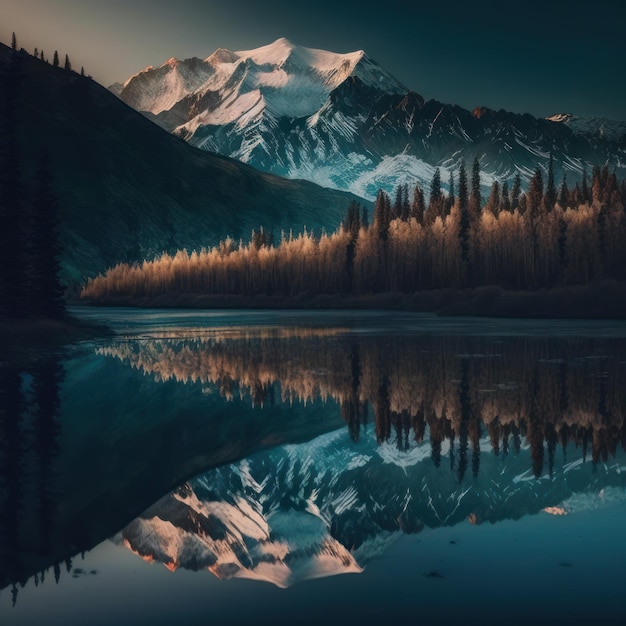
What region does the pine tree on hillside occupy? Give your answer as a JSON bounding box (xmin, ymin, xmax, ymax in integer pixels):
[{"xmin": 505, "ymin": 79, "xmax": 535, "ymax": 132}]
[
  {"xmin": 0, "ymin": 52, "xmax": 26, "ymax": 316},
  {"xmin": 27, "ymin": 156, "xmax": 65, "ymax": 318},
  {"xmin": 64, "ymin": 55, "xmax": 71, "ymax": 72},
  {"xmin": 53, "ymin": 51, "xmax": 59, "ymax": 68},
  {"xmin": 11, "ymin": 32, "xmax": 17, "ymax": 51}
]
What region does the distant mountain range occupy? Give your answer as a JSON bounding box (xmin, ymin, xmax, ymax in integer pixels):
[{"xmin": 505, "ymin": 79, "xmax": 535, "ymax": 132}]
[
  {"xmin": 112, "ymin": 38, "xmax": 626, "ymax": 198},
  {"xmin": 0, "ymin": 43, "xmax": 363, "ymax": 282}
]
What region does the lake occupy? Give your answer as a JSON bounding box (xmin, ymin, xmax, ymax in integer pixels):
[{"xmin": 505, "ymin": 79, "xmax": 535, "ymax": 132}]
[{"xmin": 1, "ymin": 308, "xmax": 626, "ymax": 625}]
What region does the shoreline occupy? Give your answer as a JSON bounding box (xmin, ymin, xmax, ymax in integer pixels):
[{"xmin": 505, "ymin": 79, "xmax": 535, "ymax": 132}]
[
  {"xmin": 0, "ymin": 314, "xmax": 113, "ymax": 361},
  {"xmin": 76, "ymin": 279, "xmax": 626, "ymax": 320}
]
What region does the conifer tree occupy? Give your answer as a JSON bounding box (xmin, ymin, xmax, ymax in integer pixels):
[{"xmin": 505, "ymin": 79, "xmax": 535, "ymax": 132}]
[
  {"xmin": 0, "ymin": 52, "xmax": 26, "ymax": 316},
  {"xmin": 448, "ymin": 171, "xmax": 455, "ymax": 211},
  {"xmin": 581, "ymin": 167, "xmax": 590, "ymax": 204},
  {"xmin": 374, "ymin": 189, "xmax": 391, "ymax": 241},
  {"xmin": 500, "ymin": 181, "xmax": 511, "ymax": 213},
  {"xmin": 458, "ymin": 162, "xmax": 471, "ymax": 275},
  {"xmin": 528, "ymin": 168, "xmax": 544, "ymax": 220},
  {"xmin": 545, "ymin": 153, "xmax": 556, "ymax": 211},
  {"xmin": 469, "ymin": 158, "xmax": 481, "ymax": 218},
  {"xmin": 400, "ymin": 183, "xmax": 410, "ymax": 221},
  {"xmin": 559, "ymin": 175, "xmax": 569, "ymax": 208},
  {"xmin": 428, "ymin": 168, "xmax": 442, "ymax": 222},
  {"xmin": 11, "ymin": 32, "xmax": 17, "ymax": 51},
  {"xmin": 591, "ymin": 165, "xmax": 602, "ymax": 204},
  {"xmin": 34, "ymin": 47, "xmax": 38, "ymax": 59},
  {"xmin": 392, "ymin": 185, "xmax": 403, "ymax": 220},
  {"xmin": 28, "ymin": 156, "xmax": 65, "ymax": 317},
  {"xmin": 458, "ymin": 162, "xmax": 468, "ymax": 211},
  {"xmin": 64, "ymin": 54, "xmax": 71, "ymax": 72},
  {"xmin": 410, "ymin": 183, "xmax": 425, "ymax": 225},
  {"xmin": 511, "ymin": 173, "xmax": 521, "ymax": 210},
  {"xmin": 485, "ymin": 181, "xmax": 500, "ymax": 215},
  {"xmin": 53, "ymin": 51, "xmax": 59, "ymax": 68}
]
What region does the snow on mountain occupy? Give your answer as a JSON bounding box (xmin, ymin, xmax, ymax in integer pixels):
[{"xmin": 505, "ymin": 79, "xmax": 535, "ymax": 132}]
[
  {"xmin": 546, "ymin": 113, "xmax": 626, "ymax": 144},
  {"xmin": 112, "ymin": 39, "xmax": 626, "ymax": 200},
  {"xmin": 113, "ymin": 56, "xmax": 216, "ymax": 115},
  {"xmin": 119, "ymin": 426, "xmax": 626, "ymax": 587}
]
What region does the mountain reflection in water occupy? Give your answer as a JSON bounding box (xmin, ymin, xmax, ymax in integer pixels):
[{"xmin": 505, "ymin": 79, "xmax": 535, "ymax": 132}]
[
  {"xmin": 102, "ymin": 329, "xmax": 626, "ymax": 586},
  {"xmin": 2, "ymin": 320, "xmax": 626, "ymax": 604}
]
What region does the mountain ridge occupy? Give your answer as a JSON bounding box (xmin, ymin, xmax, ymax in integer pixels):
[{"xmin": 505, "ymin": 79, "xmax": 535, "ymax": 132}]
[
  {"xmin": 0, "ymin": 43, "xmax": 366, "ymax": 283},
  {"xmin": 113, "ymin": 38, "xmax": 626, "ymax": 198}
]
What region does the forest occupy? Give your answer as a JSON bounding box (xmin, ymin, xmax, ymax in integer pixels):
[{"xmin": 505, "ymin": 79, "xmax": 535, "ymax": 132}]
[{"xmin": 82, "ymin": 160, "xmax": 626, "ymax": 306}]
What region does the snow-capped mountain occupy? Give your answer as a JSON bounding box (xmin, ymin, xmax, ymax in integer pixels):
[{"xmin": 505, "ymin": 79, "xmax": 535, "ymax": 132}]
[
  {"xmin": 112, "ymin": 38, "xmax": 626, "ymax": 198},
  {"xmin": 119, "ymin": 427, "xmax": 626, "ymax": 587}
]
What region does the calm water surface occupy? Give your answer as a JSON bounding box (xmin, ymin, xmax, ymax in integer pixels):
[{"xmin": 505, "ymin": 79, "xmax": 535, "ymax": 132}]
[{"xmin": 1, "ymin": 308, "xmax": 626, "ymax": 625}]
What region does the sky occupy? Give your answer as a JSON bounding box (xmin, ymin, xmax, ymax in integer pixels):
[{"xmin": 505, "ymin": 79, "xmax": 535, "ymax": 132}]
[{"xmin": 1, "ymin": 0, "xmax": 625, "ymax": 120}]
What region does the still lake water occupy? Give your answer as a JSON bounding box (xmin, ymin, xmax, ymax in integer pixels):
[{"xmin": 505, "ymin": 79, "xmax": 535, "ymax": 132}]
[{"xmin": 2, "ymin": 308, "xmax": 626, "ymax": 625}]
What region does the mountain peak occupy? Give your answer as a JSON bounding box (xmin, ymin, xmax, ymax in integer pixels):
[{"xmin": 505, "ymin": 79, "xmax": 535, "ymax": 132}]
[
  {"xmin": 546, "ymin": 112, "xmax": 573, "ymax": 123},
  {"xmin": 472, "ymin": 106, "xmax": 493, "ymax": 119}
]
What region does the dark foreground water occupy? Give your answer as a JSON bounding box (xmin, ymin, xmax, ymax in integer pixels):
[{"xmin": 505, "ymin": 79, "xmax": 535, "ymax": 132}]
[{"xmin": 1, "ymin": 308, "xmax": 626, "ymax": 625}]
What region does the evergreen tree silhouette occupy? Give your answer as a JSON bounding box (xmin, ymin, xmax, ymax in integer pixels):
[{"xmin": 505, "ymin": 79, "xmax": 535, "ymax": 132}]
[
  {"xmin": 544, "ymin": 152, "xmax": 556, "ymax": 211},
  {"xmin": 0, "ymin": 51, "xmax": 26, "ymax": 316},
  {"xmin": 28, "ymin": 156, "xmax": 65, "ymax": 317},
  {"xmin": 410, "ymin": 183, "xmax": 425, "ymax": 224},
  {"xmin": 510, "ymin": 173, "xmax": 521, "ymax": 210},
  {"xmin": 31, "ymin": 356, "xmax": 64, "ymax": 555},
  {"xmin": 0, "ymin": 365, "xmax": 26, "ymax": 589},
  {"xmin": 428, "ymin": 168, "xmax": 442, "ymax": 222},
  {"xmin": 457, "ymin": 358, "xmax": 471, "ymax": 482},
  {"xmin": 458, "ymin": 162, "xmax": 471, "ymax": 282},
  {"xmin": 469, "ymin": 158, "xmax": 482, "ymax": 219}
]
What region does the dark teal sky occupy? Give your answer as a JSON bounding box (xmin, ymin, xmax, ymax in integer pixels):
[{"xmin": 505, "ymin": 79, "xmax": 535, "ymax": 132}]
[{"xmin": 2, "ymin": 0, "xmax": 625, "ymax": 120}]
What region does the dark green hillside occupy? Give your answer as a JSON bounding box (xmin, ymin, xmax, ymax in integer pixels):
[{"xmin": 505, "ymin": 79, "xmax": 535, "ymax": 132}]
[{"xmin": 0, "ymin": 43, "xmax": 366, "ymax": 284}]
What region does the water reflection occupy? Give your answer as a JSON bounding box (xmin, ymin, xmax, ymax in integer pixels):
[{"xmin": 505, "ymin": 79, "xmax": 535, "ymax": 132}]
[
  {"xmin": 100, "ymin": 330, "xmax": 626, "ymax": 476},
  {"xmin": 0, "ymin": 356, "xmax": 64, "ymax": 606},
  {"xmin": 2, "ymin": 322, "xmax": 626, "ymax": 602},
  {"xmin": 100, "ymin": 329, "xmax": 626, "ymax": 586},
  {"xmin": 119, "ymin": 428, "xmax": 626, "ymax": 587}
]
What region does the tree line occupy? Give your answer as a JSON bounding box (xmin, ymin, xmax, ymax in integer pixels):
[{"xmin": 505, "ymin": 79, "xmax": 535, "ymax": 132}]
[
  {"xmin": 82, "ymin": 158, "xmax": 626, "ymax": 302},
  {"xmin": 0, "ymin": 42, "xmax": 65, "ymax": 318},
  {"xmin": 10, "ymin": 31, "xmax": 88, "ymax": 77}
]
